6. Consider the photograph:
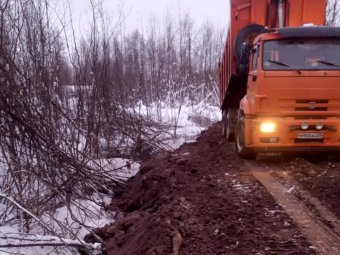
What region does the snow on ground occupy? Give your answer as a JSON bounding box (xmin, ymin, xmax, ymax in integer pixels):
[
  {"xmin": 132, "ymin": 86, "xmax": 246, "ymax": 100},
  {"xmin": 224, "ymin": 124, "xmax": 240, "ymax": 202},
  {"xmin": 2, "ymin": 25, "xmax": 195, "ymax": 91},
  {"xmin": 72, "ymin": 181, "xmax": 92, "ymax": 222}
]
[
  {"xmin": 88, "ymin": 158, "xmax": 141, "ymax": 182},
  {"xmin": 0, "ymin": 101, "xmax": 221, "ymax": 255},
  {"xmin": 134, "ymin": 100, "xmax": 221, "ymax": 149},
  {"xmin": 166, "ymin": 103, "xmax": 220, "ymax": 149}
]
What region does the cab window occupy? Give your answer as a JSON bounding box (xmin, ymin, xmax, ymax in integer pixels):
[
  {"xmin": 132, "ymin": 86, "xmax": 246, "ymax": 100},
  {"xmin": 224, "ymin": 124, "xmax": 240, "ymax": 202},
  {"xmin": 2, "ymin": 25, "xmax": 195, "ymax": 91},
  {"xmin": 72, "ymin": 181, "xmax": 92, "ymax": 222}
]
[{"xmin": 263, "ymin": 39, "xmax": 340, "ymax": 71}]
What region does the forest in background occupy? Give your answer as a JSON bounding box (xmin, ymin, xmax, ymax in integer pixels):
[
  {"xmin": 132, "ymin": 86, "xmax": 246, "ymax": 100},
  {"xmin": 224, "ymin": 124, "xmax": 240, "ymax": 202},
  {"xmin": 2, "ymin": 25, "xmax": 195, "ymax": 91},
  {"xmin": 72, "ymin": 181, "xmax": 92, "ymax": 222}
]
[
  {"xmin": 0, "ymin": 0, "xmax": 223, "ymax": 253},
  {"xmin": 0, "ymin": 0, "xmax": 339, "ymax": 254}
]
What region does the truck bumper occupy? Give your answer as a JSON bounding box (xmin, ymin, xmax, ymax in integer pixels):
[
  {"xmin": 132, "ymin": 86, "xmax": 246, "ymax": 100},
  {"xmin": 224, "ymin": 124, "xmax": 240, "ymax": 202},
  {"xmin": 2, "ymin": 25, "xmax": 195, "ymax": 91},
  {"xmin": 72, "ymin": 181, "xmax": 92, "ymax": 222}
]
[
  {"xmin": 245, "ymin": 116, "xmax": 340, "ymax": 152},
  {"xmin": 254, "ymin": 146, "xmax": 340, "ymax": 153}
]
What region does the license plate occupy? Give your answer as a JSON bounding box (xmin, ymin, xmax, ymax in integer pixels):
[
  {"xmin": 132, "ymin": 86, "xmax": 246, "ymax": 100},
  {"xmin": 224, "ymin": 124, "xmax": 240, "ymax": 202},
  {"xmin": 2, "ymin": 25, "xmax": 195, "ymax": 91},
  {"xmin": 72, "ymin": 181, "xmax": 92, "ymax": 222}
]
[{"xmin": 298, "ymin": 133, "xmax": 324, "ymax": 139}]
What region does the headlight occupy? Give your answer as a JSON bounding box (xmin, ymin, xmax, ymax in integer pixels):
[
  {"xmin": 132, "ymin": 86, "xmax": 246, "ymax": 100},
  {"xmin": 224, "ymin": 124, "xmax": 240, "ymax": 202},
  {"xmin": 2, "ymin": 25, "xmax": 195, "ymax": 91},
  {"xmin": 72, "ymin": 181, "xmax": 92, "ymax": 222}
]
[
  {"xmin": 260, "ymin": 122, "xmax": 276, "ymax": 133},
  {"xmin": 315, "ymin": 122, "xmax": 323, "ymax": 130},
  {"xmin": 301, "ymin": 122, "xmax": 309, "ymax": 130}
]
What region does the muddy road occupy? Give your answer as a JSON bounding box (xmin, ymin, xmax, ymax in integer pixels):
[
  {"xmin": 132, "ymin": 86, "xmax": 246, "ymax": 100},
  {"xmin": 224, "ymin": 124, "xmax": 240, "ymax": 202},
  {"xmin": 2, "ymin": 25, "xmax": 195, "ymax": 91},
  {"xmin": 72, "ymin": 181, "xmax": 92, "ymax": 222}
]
[{"xmin": 87, "ymin": 123, "xmax": 340, "ymax": 255}]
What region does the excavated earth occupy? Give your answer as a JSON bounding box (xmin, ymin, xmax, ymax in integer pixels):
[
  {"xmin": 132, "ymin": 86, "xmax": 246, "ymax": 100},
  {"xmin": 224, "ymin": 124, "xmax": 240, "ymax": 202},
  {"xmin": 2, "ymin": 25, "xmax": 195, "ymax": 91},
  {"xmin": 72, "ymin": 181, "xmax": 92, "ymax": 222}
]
[
  {"xmin": 281, "ymin": 157, "xmax": 340, "ymax": 219},
  {"xmin": 86, "ymin": 123, "xmax": 340, "ymax": 255}
]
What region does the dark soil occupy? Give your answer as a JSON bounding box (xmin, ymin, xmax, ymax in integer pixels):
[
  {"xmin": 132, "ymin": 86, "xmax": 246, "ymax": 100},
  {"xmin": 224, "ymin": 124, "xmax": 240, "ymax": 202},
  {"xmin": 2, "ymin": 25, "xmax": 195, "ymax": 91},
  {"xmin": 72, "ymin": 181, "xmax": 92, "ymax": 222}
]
[
  {"xmin": 87, "ymin": 123, "xmax": 316, "ymax": 255},
  {"xmin": 283, "ymin": 157, "xmax": 340, "ymax": 218}
]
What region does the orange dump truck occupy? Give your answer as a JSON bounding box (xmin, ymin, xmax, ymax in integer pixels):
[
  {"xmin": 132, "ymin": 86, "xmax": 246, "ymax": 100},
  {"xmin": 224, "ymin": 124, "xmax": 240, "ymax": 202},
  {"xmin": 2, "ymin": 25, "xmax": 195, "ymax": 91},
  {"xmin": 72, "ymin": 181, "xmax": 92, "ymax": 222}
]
[{"xmin": 219, "ymin": 0, "xmax": 340, "ymax": 158}]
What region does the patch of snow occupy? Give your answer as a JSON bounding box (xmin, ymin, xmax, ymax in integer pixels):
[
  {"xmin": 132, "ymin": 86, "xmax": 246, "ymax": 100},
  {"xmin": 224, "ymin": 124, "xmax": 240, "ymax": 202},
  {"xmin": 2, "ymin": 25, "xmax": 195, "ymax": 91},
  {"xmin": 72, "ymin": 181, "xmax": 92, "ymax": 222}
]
[
  {"xmin": 287, "ymin": 186, "xmax": 295, "ymax": 193},
  {"xmin": 0, "ymin": 100, "xmax": 220, "ymax": 255},
  {"xmin": 131, "ymin": 100, "xmax": 220, "ymax": 150},
  {"xmin": 89, "ymin": 157, "xmax": 141, "ymax": 181}
]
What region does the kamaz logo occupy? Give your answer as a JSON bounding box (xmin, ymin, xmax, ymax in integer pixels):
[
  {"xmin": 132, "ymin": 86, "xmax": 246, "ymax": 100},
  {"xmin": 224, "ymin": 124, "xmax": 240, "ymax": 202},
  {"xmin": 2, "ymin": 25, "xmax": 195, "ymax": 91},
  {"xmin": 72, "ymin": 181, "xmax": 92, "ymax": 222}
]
[{"xmin": 309, "ymin": 102, "xmax": 316, "ymax": 110}]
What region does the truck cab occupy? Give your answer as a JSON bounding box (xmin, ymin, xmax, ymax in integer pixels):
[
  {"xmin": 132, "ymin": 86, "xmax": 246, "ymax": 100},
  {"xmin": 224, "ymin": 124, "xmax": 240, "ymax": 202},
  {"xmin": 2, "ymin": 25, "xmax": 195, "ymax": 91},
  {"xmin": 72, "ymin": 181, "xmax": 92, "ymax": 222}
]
[{"xmin": 235, "ymin": 27, "xmax": 340, "ymax": 157}]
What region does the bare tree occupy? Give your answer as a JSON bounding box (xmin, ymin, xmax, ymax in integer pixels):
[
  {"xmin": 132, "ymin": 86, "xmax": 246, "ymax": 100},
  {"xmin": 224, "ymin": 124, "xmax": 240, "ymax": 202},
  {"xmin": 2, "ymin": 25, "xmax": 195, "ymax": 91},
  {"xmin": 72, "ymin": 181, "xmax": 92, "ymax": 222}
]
[
  {"xmin": 0, "ymin": 0, "xmax": 223, "ymax": 252},
  {"xmin": 326, "ymin": 0, "xmax": 340, "ymax": 26}
]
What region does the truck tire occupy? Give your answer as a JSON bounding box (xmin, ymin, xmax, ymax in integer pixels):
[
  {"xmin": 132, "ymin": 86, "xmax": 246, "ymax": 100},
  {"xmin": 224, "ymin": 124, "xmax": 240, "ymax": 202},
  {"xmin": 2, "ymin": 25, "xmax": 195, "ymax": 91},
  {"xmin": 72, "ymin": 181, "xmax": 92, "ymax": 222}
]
[
  {"xmin": 235, "ymin": 117, "xmax": 255, "ymax": 159},
  {"xmin": 222, "ymin": 110, "xmax": 227, "ymax": 137},
  {"xmin": 222, "ymin": 110, "xmax": 235, "ymax": 142},
  {"xmin": 226, "ymin": 110, "xmax": 235, "ymax": 142},
  {"xmin": 234, "ymin": 24, "xmax": 264, "ymax": 64}
]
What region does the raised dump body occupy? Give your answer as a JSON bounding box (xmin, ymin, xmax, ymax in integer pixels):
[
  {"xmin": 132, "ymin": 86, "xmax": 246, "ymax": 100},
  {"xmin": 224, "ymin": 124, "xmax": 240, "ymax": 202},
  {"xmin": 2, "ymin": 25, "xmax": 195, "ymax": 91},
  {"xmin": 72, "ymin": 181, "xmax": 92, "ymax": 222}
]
[
  {"xmin": 219, "ymin": 0, "xmax": 340, "ymax": 158},
  {"xmin": 220, "ymin": 0, "xmax": 326, "ymax": 110}
]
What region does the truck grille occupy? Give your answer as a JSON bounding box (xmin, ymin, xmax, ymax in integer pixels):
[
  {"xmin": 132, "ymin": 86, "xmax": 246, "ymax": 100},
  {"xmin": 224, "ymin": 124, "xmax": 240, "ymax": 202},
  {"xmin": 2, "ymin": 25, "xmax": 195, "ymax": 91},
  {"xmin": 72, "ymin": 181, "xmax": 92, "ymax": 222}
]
[
  {"xmin": 295, "ymin": 100, "xmax": 328, "ymax": 111},
  {"xmin": 295, "ymin": 100, "xmax": 329, "ymax": 104},
  {"xmin": 295, "ymin": 107, "xmax": 328, "ymax": 111},
  {"xmin": 278, "ymin": 99, "xmax": 340, "ymax": 114}
]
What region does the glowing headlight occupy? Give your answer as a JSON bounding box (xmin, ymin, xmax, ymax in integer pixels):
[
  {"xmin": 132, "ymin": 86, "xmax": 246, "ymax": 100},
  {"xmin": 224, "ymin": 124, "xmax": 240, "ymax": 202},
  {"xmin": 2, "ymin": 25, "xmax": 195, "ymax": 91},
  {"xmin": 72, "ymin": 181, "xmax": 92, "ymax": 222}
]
[
  {"xmin": 260, "ymin": 122, "xmax": 276, "ymax": 133},
  {"xmin": 315, "ymin": 122, "xmax": 324, "ymax": 130},
  {"xmin": 301, "ymin": 122, "xmax": 309, "ymax": 130}
]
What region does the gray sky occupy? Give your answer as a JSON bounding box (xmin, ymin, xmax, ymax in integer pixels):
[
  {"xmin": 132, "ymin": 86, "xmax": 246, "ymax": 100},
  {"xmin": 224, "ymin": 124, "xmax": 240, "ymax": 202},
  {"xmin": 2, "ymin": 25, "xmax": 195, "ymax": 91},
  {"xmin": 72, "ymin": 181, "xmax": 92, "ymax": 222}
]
[{"xmin": 67, "ymin": 0, "xmax": 229, "ymax": 33}]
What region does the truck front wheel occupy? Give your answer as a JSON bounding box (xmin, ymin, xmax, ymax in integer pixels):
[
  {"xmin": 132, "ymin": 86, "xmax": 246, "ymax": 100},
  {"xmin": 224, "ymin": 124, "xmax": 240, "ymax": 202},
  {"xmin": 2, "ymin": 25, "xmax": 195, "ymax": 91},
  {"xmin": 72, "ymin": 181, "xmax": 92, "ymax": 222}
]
[{"xmin": 235, "ymin": 117, "xmax": 255, "ymax": 159}]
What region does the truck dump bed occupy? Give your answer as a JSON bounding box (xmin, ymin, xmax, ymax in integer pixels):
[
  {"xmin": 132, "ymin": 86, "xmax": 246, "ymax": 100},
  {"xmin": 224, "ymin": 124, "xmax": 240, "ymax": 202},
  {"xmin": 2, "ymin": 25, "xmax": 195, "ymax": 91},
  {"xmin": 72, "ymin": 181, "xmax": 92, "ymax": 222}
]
[{"xmin": 219, "ymin": 0, "xmax": 326, "ymax": 109}]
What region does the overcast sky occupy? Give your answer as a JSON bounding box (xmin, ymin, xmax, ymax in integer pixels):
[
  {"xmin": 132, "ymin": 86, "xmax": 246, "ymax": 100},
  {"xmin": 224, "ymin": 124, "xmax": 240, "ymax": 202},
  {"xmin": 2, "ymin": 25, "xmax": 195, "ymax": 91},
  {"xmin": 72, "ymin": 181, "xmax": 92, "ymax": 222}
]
[{"xmin": 67, "ymin": 0, "xmax": 230, "ymax": 33}]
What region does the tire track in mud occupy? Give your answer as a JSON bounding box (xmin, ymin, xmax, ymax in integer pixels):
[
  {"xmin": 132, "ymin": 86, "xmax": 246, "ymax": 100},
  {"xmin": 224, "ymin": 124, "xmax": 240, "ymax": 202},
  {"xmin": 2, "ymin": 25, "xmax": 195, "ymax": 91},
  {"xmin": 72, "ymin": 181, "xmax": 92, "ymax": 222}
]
[{"xmin": 248, "ymin": 161, "xmax": 340, "ymax": 255}]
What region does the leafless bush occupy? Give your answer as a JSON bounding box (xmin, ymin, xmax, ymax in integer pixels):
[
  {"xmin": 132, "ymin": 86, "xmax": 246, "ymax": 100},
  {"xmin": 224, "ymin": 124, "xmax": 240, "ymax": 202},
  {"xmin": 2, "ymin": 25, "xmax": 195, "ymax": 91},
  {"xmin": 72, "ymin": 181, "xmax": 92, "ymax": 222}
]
[
  {"xmin": 326, "ymin": 0, "xmax": 340, "ymax": 26},
  {"xmin": 0, "ymin": 0, "xmax": 223, "ymax": 252},
  {"xmin": 0, "ymin": 1, "xmax": 166, "ymax": 252}
]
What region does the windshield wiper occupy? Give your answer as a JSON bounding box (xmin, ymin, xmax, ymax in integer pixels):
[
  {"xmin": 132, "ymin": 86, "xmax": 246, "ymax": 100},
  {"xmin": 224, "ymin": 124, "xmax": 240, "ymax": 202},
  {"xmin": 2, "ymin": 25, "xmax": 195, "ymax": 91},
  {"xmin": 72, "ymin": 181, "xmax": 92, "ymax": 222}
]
[
  {"xmin": 315, "ymin": 60, "xmax": 340, "ymax": 68},
  {"xmin": 265, "ymin": 59, "xmax": 302, "ymax": 74}
]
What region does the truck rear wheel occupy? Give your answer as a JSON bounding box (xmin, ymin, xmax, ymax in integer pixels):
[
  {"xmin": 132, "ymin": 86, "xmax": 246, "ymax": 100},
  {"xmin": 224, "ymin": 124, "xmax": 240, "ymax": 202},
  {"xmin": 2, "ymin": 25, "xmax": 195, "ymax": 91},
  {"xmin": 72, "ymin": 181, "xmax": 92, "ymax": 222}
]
[
  {"xmin": 222, "ymin": 110, "xmax": 227, "ymax": 137},
  {"xmin": 226, "ymin": 110, "xmax": 235, "ymax": 142},
  {"xmin": 222, "ymin": 110, "xmax": 235, "ymax": 142},
  {"xmin": 235, "ymin": 117, "xmax": 255, "ymax": 159}
]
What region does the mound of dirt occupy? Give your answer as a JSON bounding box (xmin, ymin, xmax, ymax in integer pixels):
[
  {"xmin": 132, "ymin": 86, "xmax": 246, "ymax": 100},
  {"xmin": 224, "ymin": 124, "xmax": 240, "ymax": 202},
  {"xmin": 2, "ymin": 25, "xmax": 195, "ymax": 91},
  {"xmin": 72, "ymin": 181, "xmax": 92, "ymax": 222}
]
[{"xmin": 87, "ymin": 124, "xmax": 315, "ymax": 255}]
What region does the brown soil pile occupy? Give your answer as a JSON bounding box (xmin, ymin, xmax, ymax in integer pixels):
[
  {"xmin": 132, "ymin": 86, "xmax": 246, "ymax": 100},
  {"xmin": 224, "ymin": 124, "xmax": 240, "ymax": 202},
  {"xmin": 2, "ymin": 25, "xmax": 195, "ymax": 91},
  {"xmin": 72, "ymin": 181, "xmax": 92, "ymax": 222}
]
[{"xmin": 88, "ymin": 124, "xmax": 315, "ymax": 255}]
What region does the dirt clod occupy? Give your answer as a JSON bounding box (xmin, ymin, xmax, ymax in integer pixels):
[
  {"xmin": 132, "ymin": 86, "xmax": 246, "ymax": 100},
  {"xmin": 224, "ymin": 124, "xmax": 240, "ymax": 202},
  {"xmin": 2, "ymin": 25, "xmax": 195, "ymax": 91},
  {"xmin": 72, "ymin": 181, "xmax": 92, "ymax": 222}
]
[{"xmin": 89, "ymin": 124, "xmax": 316, "ymax": 255}]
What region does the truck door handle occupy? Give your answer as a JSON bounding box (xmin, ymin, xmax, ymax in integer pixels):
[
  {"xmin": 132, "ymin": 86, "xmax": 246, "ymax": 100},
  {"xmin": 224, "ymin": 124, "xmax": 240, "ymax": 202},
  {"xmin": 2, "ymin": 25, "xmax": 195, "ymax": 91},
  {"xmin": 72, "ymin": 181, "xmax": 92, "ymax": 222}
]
[{"xmin": 252, "ymin": 75, "xmax": 257, "ymax": 82}]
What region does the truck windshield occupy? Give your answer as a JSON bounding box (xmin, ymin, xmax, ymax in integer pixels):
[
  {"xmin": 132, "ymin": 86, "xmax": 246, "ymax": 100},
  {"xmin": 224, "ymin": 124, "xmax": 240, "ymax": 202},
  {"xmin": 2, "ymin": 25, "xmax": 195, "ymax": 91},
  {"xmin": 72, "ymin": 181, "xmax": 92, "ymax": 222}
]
[{"xmin": 263, "ymin": 39, "xmax": 340, "ymax": 71}]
